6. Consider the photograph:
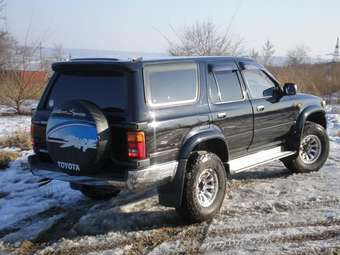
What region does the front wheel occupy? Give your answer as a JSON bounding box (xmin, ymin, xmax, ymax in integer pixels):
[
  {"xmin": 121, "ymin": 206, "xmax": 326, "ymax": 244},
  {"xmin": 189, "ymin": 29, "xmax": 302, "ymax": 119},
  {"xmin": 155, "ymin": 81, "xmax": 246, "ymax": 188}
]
[
  {"xmin": 282, "ymin": 121, "xmax": 329, "ymax": 173},
  {"xmin": 176, "ymin": 151, "xmax": 226, "ymax": 222}
]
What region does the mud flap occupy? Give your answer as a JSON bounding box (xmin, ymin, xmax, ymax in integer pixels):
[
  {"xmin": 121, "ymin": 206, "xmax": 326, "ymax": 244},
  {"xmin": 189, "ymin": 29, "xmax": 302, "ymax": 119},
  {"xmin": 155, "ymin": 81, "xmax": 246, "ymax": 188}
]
[{"xmin": 158, "ymin": 159, "xmax": 187, "ymax": 207}]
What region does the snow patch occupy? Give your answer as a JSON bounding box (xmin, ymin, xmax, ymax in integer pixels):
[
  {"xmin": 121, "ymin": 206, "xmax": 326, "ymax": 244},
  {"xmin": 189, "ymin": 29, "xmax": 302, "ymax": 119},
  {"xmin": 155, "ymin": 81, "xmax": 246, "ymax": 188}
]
[
  {"xmin": 0, "ymin": 116, "xmax": 31, "ymax": 139},
  {"xmin": 0, "ymin": 152, "xmax": 82, "ymax": 242}
]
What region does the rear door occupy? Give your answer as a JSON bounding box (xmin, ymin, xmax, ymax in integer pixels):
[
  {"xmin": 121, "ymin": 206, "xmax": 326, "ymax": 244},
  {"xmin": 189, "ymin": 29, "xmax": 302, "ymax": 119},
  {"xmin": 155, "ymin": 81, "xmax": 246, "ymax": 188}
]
[
  {"xmin": 32, "ymin": 68, "xmax": 131, "ymax": 161},
  {"xmin": 239, "ymin": 61, "xmax": 298, "ymax": 150},
  {"xmin": 207, "ymin": 61, "xmax": 253, "ymax": 160}
]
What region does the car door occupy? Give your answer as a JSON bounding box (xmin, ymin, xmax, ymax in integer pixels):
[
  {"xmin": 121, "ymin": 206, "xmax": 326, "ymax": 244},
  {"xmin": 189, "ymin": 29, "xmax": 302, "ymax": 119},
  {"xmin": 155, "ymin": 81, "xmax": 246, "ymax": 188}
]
[
  {"xmin": 239, "ymin": 61, "xmax": 298, "ymax": 151},
  {"xmin": 207, "ymin": 61, "xmax": 253, "ymax": 160}
]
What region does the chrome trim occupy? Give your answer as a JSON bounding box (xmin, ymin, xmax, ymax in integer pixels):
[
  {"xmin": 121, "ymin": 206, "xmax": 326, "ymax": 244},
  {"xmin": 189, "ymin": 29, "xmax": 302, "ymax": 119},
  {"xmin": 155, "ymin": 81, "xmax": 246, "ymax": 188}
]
[
  {"xmin": 143, "ymin": 62, "xmax": 200, "ymax": 108},
  {"xmin": 127, "ymin": 161, "xmax": 178, "ymax": 190},
  {"xmin": 32, "ymin": 169, "xmax": 127, "ymax": 188},
  {"xmin": 299, "ymin": 135, "xmax": 322, "ymax": 164},
  {"xmin": 228, "ymin": 146, "xmax": 296, "ymax": 173},
  {"xmin": 196, "ymin": 168, "xmax": 219, "ymax": 208},
  {"xmin": 32, "ymin": 120, "xmax": 47, "ymax": 125},
  {"xmin": 31, "ymin": 160, "xmax": 178, "ymax": 191}
]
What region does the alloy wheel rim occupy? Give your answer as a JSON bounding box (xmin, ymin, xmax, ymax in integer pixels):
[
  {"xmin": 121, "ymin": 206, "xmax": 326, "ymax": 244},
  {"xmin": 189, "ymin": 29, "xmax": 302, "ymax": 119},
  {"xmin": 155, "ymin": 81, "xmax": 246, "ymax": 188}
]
[
  {"xmin": 196, "ymin": 168, "xmax": 219, "ymax": 208},
  {"xmin": 299, "ymin": 134, "xmax": 322, "ymax": 164}
]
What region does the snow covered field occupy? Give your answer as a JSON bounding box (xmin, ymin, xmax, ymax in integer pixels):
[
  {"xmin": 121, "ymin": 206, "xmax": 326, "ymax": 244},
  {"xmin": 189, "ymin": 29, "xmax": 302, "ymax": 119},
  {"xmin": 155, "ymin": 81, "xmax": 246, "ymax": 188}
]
[
  {"xmin": 0, "ymin": 116, "xmax": 31, "ymax": 139},
  {"xmin": 0, "ymin": 106, "xmax": 339, "ymax": 254}
]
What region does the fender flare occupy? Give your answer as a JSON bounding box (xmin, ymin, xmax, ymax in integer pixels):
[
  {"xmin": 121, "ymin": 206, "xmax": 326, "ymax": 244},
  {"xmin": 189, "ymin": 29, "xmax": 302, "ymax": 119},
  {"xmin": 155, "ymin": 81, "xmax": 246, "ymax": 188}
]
[
  {"xmin": 178, "ymin": 124, "xmax": 229, "ymax": 160},
  {"xmin": 286, "ymin": 105, "xmax": 326, "ymax": 151},
  {"xmin": 296, "ymin": 105, "xmax": 326, "ymax": 136},
  {"xmin": 158, "ymin": 125, "xmax": 229, "ymax": 207}
]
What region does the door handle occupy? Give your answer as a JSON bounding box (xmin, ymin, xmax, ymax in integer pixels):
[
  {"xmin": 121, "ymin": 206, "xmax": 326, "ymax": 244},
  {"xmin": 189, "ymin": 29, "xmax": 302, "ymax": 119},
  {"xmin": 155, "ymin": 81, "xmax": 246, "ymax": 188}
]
[
  {"xmin": 217, "ymin": 112, "xmax": 227, "ymax": 119},
  {"xmin": 256, "ymin": 105, "xmax": 265, "ymax": 112}
]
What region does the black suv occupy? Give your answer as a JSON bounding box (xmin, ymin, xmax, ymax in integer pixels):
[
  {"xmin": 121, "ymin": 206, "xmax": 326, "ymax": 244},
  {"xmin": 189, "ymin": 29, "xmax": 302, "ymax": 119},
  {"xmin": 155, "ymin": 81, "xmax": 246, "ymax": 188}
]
[{"xmin": 29, "ymin": 57, "xmax": 329, "ymax": 222}]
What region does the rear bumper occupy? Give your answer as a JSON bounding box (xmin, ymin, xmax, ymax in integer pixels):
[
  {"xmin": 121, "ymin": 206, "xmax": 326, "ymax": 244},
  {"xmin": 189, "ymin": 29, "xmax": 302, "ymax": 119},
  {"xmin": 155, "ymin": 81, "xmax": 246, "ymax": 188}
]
[{"xmin": 29, "ymin": 155, "xmax": 178, "ymax": 191}]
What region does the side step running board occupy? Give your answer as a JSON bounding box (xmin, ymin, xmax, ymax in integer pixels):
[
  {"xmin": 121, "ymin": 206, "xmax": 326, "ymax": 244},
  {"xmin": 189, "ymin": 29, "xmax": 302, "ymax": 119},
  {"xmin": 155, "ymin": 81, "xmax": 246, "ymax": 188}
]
[{"xmin": 228, "ymin": 146, "xmax": 296, "ymax": 173}]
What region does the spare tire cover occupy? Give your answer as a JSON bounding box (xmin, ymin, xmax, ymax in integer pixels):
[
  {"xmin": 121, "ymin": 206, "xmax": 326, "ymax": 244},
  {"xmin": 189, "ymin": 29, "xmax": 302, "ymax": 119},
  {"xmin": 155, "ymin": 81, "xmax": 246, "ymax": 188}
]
[{"xmin": 46, "ymin": 100, "xmax": 110, "ymax": 174}]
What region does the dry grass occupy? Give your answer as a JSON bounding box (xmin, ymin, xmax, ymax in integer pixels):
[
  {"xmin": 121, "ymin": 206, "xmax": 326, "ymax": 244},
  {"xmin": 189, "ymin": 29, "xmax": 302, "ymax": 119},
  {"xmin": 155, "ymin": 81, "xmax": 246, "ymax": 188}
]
[
  {"xmin": 15, "ymin": 240, "xmax": 38, "ymax": 255},
  {"xmin": 0, "ymin": 151, "xmax": 18, "ymax": 169},
  {"xmin": 268, "ymin": 62, "xmax": 340, "ymax": 96},
  {"xmin": 0, "ymin": 131, "xmax": 31, "ymax": 150}
]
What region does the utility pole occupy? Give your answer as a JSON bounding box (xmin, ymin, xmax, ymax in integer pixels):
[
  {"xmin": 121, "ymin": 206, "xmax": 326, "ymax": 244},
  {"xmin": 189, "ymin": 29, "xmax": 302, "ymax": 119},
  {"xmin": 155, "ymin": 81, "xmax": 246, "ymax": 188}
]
[
  {"xmin": 39, "ymin": 42, "xmax": 43, "ymax": 70},
  {"xmin": 333, "ymin": 37, "xmax": 339, "ymax": 62}
]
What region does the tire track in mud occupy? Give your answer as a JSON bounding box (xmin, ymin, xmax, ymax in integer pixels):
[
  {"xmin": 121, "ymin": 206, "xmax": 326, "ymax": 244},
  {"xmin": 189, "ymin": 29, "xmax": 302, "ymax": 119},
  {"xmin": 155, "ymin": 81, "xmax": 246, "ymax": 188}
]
[
  {"xmin": 37, "ymin": 226, "xmax": 187, "ymax": 255},
  {"xmin": 36, "ymin": 215, "xmax": 214, "ymax": 255},
  {"xmin": 200, "ymin": 228, "xmax": 340, "ymax": 252},
  {"xmin": 220, "ymin": 197, "xmax": 340, "ymax": 216},
  {"xmin": 205, "ymin": 219, "xmax": 340, "ymax": 237}
]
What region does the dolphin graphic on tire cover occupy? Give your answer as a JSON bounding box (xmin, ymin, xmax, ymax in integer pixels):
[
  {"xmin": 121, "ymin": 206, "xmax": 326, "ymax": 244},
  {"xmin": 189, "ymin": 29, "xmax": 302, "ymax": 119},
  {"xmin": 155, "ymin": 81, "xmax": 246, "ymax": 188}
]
[{"xmin": 46, "ymin": 100, "xmax": 111, "ymax": 174}]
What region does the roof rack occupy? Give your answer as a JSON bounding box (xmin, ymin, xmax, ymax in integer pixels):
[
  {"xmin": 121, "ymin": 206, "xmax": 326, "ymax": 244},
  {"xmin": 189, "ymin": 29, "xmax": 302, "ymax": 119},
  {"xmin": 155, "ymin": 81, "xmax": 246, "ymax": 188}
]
[
  {"xmin": 70, "ymin": 58, "xmax": 120, "ymax": 61},
  {"xmin": 131, "ymin": 57, "xmax": 143, "ymax": 63}
]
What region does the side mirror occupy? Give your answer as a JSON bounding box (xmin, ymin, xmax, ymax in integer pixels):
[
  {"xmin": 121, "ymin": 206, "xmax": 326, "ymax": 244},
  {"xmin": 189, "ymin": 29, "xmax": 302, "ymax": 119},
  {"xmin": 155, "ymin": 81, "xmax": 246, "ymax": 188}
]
[{"xmin": 283, "ymin": 83, "xmax": 297, "ymax": 95}]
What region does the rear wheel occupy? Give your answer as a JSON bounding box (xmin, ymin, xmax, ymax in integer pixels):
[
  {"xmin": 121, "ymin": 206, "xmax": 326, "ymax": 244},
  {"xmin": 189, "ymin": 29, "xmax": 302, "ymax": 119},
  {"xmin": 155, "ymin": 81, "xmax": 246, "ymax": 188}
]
[
  {"xmin": 176, "ymin": 151, "xmax": 226, "ymax": 222},
  {"xmin": 70, "ymin": 183, "xmax": 120, "ymax": 200},
  {"xmin": 282, "ymin": 121, "xmax": 329, "ymax": 173}
]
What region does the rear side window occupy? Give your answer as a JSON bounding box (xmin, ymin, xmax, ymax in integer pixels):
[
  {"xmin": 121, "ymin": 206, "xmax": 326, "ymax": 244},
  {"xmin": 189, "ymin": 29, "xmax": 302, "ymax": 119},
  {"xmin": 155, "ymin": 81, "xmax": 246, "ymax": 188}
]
[
  {"xmin": 143, "ymin": 63, "xmax": 199, "ymax": 107},
  {"xmin": 209, "ymin": 70, "xmax": 243, "ymax": 103},
  {"xmin": 46, "ymin": 72, "xmax": 128, "ymax": 111}
]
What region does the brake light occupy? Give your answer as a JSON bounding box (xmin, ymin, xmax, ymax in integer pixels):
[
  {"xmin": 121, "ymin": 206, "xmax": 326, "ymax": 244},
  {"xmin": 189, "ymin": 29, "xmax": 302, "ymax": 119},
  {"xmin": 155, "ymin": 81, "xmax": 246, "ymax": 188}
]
[{"xmin": 127, "ymin": 131, "xmax": 146, "ymax": 159}]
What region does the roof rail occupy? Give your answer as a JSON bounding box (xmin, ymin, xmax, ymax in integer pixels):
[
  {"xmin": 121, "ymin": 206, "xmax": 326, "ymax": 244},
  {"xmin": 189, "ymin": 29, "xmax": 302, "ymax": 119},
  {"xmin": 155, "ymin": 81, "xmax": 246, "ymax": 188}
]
[
  {"xmin": 131, "ymin": 57, "xmax": 143, "ymax": 63},
  {"xmin": 70, "ymin": 58, "xmax": 120, "ymax": 61}
]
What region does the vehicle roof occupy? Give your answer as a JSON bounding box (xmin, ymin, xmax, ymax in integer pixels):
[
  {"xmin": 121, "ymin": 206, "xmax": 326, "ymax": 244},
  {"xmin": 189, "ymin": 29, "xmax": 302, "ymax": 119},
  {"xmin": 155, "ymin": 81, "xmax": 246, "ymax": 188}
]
[
  {"xmin": 68, "ymin": 56, "xmax": 254, "ymax": 64},
  {"xmin": 52, "ymin": 56, "xmax": 256, "ymax": 73}
]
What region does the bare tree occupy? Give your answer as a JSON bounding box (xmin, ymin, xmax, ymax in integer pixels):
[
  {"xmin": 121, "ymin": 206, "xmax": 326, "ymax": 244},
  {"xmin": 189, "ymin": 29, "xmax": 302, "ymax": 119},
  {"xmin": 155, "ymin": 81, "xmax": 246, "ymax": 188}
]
[
  {"xmin": 52, "ymin": 43, "xmax": 65, "ymax": 62},
  {"xmin": 0, "ymin": 70, "xmax": 46, "ymax": 114},
  {"xmin": 0, "ymin": 0, "xmax": 15, "ymax": 70},
  {"xmin": 0, "ymin": 26, "xmax": 48, "ymax": 114},
  {"xmin": 249, "ymin": 48, "xmax": 260, "ymax": 61},
  {"xmin": 0, "ymin": 30, "xmax": 14, "ymax": 70},
  {"xmin": 262, "ymin": 40, "xmax": 275, "ymax": 66},
  {"xmin": 167, "ymin": 21, "xmax": 244, "ymax": 56},
  {"xmin": 286, "ymin": 45, "xmax": 310, "ymax": 66}
]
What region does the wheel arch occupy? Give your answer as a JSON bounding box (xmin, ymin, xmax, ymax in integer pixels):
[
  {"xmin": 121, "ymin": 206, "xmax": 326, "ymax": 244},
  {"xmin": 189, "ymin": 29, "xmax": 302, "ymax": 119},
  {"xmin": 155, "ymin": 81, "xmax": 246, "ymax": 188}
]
[
  {"xmin": 179, "ymin": 124, "xmax": 229, "ymax": 162},
  {"xmin": 297, "ymin": 105, "xmax": 326, "ymax": 135},
  {"xmin": 158, "ymin": 124, "xmax": 229, "ymax": 207}
]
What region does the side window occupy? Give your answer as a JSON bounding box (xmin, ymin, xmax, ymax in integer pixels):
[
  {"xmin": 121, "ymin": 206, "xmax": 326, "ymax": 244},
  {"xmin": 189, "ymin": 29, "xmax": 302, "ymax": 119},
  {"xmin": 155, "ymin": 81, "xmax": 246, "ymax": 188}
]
[
  {"xmin": 144, "ymin": 63, "xmax": 198, "ymax": 107},
  {"xmin": 209, "ymin": 70, "xmax": 243, "ymax": 103},
  {"xmin": 242, "ymin": 69, "xmax": 276, "ymax": 98},
  {"xmin": 208, "ymin": 73, "xmax": 219, "ymax": 103}
]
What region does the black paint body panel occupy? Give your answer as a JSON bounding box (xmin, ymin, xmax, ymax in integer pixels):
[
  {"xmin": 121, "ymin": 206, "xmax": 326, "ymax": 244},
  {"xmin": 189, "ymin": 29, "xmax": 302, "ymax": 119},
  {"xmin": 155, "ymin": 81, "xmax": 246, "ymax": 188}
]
[{"xmin": 31, "ymin": 57, "xmax": 326, "ymax": 204}]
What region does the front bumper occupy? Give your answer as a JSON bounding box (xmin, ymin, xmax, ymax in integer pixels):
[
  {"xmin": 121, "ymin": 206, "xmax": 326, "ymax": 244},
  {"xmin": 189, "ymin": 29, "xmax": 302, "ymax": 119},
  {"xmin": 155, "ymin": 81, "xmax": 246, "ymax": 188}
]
[{"xmin": 29, "ymin": 155, "xmax": 178, "ymax": 191}]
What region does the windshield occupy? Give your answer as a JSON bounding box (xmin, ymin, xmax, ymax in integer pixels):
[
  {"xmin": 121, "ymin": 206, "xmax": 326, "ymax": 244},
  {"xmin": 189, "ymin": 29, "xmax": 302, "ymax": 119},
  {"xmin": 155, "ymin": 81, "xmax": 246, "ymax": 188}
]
[{"xmin": 45, "ymin": 71, "xmax": 128, "ymax": 112}]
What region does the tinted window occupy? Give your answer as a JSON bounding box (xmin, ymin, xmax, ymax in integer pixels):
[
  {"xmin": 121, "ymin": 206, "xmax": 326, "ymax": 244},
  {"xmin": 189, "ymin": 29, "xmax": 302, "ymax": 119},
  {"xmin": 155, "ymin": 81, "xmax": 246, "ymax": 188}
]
[
  {"xmin": 209, "ymin": 70, "xmax": 243, "ymax": 103},
  {"xmin": 242, "ymin": 69, "xmax": 276, "ymax": 98},
  {"xmin": 208, "ymin": 73, "xmax": 220, "ymax": 103},
  {"xmin": 46, "ymin": 72, "xmax": 128, "ymax": 111},
  {"xmin": 144, "ymin": 63, "xmax": 198, "ymax": 106}
]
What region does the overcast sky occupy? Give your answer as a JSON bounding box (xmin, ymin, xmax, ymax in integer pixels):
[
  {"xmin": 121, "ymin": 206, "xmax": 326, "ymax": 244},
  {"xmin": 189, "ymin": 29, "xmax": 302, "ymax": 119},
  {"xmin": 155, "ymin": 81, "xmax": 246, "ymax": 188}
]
[{"xmin": 6, "ymin": 0, "xmax": 340, "ymax": 57}]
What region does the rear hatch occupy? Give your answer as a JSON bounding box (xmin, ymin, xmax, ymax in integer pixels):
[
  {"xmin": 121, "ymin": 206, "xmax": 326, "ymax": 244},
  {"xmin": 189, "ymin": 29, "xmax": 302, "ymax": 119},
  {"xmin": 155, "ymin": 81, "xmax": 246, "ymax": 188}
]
[{"xmin": 32, "ymin": 63, "xmax": 132, "ymax": 163}]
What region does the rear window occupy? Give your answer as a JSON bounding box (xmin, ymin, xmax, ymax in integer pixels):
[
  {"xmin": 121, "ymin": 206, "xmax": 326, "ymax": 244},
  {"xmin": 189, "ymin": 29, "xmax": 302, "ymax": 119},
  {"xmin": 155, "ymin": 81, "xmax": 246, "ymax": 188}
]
[
  {"xmin": 209, "ymin": 70, "xmax": 243, "ymax": 103},
  {"xmin": 45, "ymin": 72, "xmax": 128, "ymax": 111},
  {"xmin": 143, "ymin": 63, "xmax": 199, "ymax": 107}
]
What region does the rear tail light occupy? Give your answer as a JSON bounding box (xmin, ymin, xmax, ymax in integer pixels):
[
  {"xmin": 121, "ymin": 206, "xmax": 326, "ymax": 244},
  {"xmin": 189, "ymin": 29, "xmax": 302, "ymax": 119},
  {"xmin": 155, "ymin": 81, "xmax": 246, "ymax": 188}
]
[
  {"xmin": 31, "ymin": 123, "xmax": 36, "ymax": 146},
  {"xmin": 127, "ymin": 131, "xmax": 146, "ymax": 159}
]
